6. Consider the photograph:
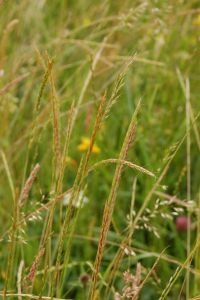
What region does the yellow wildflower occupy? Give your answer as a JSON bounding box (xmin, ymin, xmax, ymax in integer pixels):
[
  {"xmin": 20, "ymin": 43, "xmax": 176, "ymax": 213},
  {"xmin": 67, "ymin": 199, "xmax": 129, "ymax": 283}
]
[
  {"xmin": 77, "ymin": 137, "xmax": 101, "ymax": 154},
  {"xmin": 193, "ymin": 14, "xmax": 200, "ymax": 26}
]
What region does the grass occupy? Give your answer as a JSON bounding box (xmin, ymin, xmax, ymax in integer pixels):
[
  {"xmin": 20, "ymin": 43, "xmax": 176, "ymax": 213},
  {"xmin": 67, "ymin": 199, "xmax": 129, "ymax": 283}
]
[{"xmin": 0, "ymin": 0, "xmax": 200, "ymax": 299}]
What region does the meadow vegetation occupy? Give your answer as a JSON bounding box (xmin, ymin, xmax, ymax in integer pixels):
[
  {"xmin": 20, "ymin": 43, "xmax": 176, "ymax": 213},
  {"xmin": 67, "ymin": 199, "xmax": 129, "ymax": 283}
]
[{"xmin": 0, "ymin": 1, "xmax": 200, "ymax": 299}]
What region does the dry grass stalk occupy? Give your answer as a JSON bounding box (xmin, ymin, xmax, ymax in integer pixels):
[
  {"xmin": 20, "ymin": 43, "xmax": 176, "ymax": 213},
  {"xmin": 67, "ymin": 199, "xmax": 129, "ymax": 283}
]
[
  {"xmin": 103, "ymin": 73, "xmax": 125, "ymax": 120},
  {"xmin": 104, "ymin": 246, "xmax": 126, "ymax": 299},
  {"xmin": 47, "ymin": 55, "xmax": 61, "ymax": 180},
  {"xmin": 26, "ymin": 247, "xmax": 45, "ymax": 283},
  {"xmin": 22, "ymin": 58, "xmax": 52, "ymax": 203},
  {"xmin": 1, "ymin": 149, "xmax": 18, "ymax": 298},
  {"xmin": 177, "ymin": 69, "xmax": 192, "ymax": 298},
  {"xmin": 104, "ymin": 180, "xmax": 137, "ymax": 299},
  {"xmin": 82, "ymin": 93, "xmax": 106, "ymax": 174},
  {"xmin": 76, "ymin": 35, "xmax": 108, "ymax": 114},
  {"xmin": 103, "ymin": 56, "xmax": 135, "ymax": 117},
  {"xmin": 17, "ymin": 260, "xmax": 24, "ymax": 300},
  {"xmin": 53, "ymin": 94, "xmax": 107, "ymax": 297},
  {"xmin": 89, "ymin": 101, "xmax": 141, "ymax": 300},
  {"xmin": 89, "ymin": 159, "xmax": 155, "ymax": 178},
  {"xmin": 35, "ymin": 57, "xmax": 53, "ymax": 112},
  {"xmin": 19, "ymin": 163, "xmax": 40, "ymax": 206},
  {"xmin": 56, "ymin": 104, "xmax": 75, "ymax": 197},
  {"xmin": 0, "ymin": 293, "xmax": 71, "ymax": 300},
  {"xmin": 34, "ymin": 57, "xmax": 62, "ymax": 292}
]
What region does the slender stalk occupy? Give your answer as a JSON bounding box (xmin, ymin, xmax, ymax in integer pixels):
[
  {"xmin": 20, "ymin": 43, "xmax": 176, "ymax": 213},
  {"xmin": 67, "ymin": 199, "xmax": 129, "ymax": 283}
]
[
  {"xmin": 185, "ymin": 77, "xmax": 191, "ymax": 299},
  {"xmin": 3, "ymin": 193, "xmax": 19, "ymax": 299},
  {"xmin": 22, "ymin": 59, "xmax": 53, "ymax": 188},
  {"xmin": 54, "ymin": 94, "xmax": 107, "ymax": 297},
  {"xmin": 177, "ymin": 70, "xmax": 192, "ymax": 298},
  {"xmin": 159, "ymin": 234, "xmax": 200, "ymax": 300},
  {"xmin": 89, "ymin": 100, "xmax": 141, "ymax": 300}
]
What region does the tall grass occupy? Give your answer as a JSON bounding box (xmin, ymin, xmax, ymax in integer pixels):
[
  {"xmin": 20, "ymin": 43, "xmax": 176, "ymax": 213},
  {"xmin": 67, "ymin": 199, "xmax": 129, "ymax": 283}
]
[{"xmin": 0, "ymin": 1, "xmax": 200, "ymax": 299}]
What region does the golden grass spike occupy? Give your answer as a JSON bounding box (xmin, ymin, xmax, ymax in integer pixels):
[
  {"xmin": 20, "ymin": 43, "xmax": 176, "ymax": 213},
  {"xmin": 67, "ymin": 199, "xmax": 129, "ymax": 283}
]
[
  {"xmin": 88, "ymin": 159, "xmax": 155, "ymax": 178},
  {"xmin": 19, "ymin": 163, "xmax": 40, "ymax": 207},
  {"xmin": 89, "ymin": 100, "xmax": 141, "ymax": 300}
]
